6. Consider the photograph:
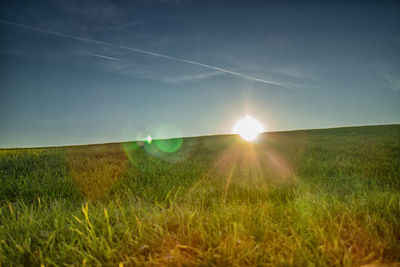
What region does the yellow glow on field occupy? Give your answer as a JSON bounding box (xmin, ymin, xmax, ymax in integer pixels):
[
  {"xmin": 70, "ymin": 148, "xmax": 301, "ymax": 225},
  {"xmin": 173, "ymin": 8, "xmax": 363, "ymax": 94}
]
[{"xmin": 233, "ymin": 116, "xmax": 265, "ymax": 141}]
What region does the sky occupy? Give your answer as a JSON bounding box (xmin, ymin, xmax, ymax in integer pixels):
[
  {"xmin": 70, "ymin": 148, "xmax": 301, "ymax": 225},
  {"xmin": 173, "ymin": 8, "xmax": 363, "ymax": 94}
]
[{"xmin": 0, "ymin": 0, "xmax": 399, "ymax": 148}]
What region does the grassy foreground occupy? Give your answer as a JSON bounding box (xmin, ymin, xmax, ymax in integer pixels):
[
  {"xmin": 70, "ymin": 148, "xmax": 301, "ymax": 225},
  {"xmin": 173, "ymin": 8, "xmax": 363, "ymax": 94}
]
[{"xmin": 0, "ymin": 125, "xmax": 399, "ymax": 266}]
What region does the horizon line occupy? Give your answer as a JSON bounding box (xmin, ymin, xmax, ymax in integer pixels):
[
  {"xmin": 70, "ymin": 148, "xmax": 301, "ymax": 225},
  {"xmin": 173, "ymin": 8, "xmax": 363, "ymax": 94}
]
[{"xmin": 1, "ymin": 123, "xmax": 398, "ymax": 150}]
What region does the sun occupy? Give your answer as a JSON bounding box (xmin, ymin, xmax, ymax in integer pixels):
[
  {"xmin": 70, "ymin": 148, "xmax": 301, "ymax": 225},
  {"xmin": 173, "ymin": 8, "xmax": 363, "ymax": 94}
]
[{"xmin": 233, "ymin": 116, "xmax": 265, "ymax": 141}]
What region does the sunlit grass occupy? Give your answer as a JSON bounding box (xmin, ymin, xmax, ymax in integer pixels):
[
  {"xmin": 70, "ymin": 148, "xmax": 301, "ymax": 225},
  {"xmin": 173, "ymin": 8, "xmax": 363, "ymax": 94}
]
[{"xmin": 0, "ymin": 125, "xmax": 399, "ymax": 266}]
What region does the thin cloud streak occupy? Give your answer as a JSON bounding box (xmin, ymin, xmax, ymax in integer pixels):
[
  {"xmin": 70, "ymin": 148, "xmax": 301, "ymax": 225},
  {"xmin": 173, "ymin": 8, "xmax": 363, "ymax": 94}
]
[
  {"xmin": 91, "ymin": 53, "xmax": 120, "ymax": 61},
  {"xmin": 0, "ymin": 20, "xmax": 291, "ymax": 89},
  {"xmin": 0, "ymin": 20, "xmax": 110, "ymax": 46},
  {"xmin": 119, "ymin": 45, "xmax": 291, "ymax": 88}
]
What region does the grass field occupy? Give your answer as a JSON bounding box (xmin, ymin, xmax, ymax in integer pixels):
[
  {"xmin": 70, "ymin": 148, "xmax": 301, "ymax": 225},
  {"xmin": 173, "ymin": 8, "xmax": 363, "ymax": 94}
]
[{"xmin": 1, "ymin": 125, "xmax": 399, "ymax": 266}]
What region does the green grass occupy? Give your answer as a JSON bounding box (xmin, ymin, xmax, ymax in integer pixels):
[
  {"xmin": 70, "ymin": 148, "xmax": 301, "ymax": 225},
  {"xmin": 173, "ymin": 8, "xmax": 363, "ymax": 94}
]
[{"xmin": 1, "ymin": 125, "xmax": 399, "ymax": 266}]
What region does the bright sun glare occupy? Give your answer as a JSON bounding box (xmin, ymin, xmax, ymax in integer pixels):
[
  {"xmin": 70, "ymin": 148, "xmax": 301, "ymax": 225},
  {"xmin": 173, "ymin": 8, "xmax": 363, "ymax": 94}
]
[{"xmin": 233, "ymin": 116, "xmax": 265, "ymax": 141}]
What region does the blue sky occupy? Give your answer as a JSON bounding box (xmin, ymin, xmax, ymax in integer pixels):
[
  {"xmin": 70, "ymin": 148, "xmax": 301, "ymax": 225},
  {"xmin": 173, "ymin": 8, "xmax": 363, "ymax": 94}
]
[{"xmin": 0, "ymin": 0, "xmax": 399, "ymax": 147}]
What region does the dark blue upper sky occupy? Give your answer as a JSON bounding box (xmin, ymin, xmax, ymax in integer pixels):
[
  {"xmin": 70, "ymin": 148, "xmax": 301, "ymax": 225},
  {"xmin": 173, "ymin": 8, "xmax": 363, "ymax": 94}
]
[{"xmin": 1, "ymin": 0, "xmax": 399, "ymax": 147}]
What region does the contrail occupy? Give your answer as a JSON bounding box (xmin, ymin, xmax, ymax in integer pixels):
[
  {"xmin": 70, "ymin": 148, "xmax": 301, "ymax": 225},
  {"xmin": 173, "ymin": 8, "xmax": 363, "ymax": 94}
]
[
  {"xmin": 0, "ymin": 20, "xmax": 290, "ymax": 89},
  {"xmin": 92, "ymin": 53, "xmax": 119, "ymax": 61}
]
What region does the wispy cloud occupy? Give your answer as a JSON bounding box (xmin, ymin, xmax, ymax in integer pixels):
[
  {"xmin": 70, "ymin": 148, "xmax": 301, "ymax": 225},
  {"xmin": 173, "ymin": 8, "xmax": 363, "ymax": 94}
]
[
  {"xmin": 369, "ymin": 63, "xmax": 400, "ymax": 93},
  {"xmin": 163, "ymin": 71, "xmax": 223, "ymax": 84},
  {"xmin": 381, "ymin": 74, "xmax": 400, "ymax": 92},
  {"xmin": 91, "ymin": 53, "xmax": 119, "ymax": 61},
  {"xmin": 0, "ymin": 20, "xmax": 292, "ymax": 89},
  {"xmin": 267, "ymin": 66, "xmax": 315, "ymax": 80}
]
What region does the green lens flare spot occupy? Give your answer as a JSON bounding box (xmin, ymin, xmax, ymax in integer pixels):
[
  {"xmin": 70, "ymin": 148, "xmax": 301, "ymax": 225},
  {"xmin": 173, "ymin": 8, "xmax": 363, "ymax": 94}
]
[
  {"xmin": 152, "ymin": 124, "xmax": 183, "ymax": 153},
  {"xmin": 154, "ymin": 138, "xmax": 183, "ymax": 153}
]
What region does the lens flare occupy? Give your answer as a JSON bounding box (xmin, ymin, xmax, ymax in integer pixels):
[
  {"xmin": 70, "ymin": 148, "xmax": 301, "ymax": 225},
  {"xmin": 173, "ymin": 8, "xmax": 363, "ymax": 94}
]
[{"xmin": 233, "ymin": 116, "xmax": 265, "ymax": 141}]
